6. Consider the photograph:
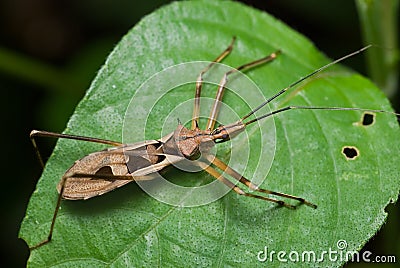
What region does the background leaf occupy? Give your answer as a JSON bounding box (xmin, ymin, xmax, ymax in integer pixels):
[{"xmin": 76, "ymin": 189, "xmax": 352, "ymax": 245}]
[{"xmin": 20, "ymin": 1, "xmax": 400, "ymax": 267}]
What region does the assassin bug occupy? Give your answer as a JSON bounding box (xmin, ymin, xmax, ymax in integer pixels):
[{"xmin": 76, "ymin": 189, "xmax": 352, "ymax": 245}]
[{"xmin": 29, "ymin": 37, "xmax": 398, "ymax": 250}]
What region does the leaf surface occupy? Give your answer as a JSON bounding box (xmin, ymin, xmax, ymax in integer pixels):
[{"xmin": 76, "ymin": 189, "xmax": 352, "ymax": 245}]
[{"xmin": 21, "ymin": 1, "xmax": 400, "ymax": 267}]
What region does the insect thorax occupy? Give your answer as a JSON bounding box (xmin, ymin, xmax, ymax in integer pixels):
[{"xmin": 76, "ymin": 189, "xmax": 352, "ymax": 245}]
[{"xmin": 161, "ymin": 124, "xmax": 214, "ymax": 160}]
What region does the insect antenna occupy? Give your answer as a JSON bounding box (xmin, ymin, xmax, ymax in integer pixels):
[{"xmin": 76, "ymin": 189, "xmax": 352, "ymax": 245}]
[
  {"xmin": 243, "ymin": 106, "xmax": 400, "ymax": 126},
  {"xmin": 241, "ymin": 45, "xmax": 373, "ymax": 122}
]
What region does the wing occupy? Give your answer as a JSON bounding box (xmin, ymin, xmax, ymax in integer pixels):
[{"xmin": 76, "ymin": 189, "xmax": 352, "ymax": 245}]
[
  {"xmin": 58, "ymin": 140, "xmax": 165, "ymax": 200},
  {"xmin": 58, "ymin": 133, "xmax": 187, "ymax": 200}
]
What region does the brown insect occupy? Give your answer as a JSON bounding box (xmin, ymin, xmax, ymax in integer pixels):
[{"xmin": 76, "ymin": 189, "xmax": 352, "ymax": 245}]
[{"xmin": 29, "ymin": 37, "xmax": 398, "ymax": 250}]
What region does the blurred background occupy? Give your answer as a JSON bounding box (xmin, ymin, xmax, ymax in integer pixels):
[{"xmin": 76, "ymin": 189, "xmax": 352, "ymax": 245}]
[{"xmin": 0, "ymin": 0, "xmax": 398, "ymax": 267}]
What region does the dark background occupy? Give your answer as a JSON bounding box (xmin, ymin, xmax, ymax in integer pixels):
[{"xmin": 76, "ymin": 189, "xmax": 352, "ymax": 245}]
[{"xmin": 1, "ymin": 0, "xmax": 398, "ymax": 267}]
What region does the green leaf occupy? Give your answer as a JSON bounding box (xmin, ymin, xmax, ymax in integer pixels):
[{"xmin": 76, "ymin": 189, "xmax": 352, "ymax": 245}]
[{"xmin": 20, "ymin": 1, "xmax": 400, "ymax": 267}]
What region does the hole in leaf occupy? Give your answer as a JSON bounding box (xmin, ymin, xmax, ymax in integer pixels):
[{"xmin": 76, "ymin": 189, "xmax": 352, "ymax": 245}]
[
  {"xmin": 362, "ymin": 112, "xmax": 375, "ymax": 126},
  {"xmin": 342, "ymin": 146, "xmax": 359, "ymax": 160},
  {"xmin": 353, "ymin": 112, "xmax": 376, "ymax": 127}
]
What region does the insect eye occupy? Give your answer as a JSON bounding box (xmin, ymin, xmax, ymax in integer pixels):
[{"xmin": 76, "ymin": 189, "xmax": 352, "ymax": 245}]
[{"xmin": 215, "ymin": 133, "xmax": 230, "ymax": 143}]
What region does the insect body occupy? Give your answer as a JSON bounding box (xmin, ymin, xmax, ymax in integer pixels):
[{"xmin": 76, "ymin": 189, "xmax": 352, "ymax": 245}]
[{"xmin": 29, "ymin": 37, "xmax": 397, "ymax": 250}]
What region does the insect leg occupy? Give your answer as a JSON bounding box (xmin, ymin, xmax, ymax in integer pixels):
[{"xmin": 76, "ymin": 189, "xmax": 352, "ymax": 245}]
[
  {"xmin": 30, "ymin": 130, "xmax": 123, "ymax": 168},
  {"xmin": 192, "ymin": 37, "xmax": 236, "ymax": 129},
  {"xmin": 202, "ymin": 164, "xmax": 296, "ymax": 209},
  {"xmin": 206, "ymin": 155, "xmax": 317, "ymax": 208},
  {"xmin": 29, "ymin": 175, "xmax": 67, "ymax": 250},
  {"xmin": 206, "ymin": 50, "xmax": 281, "ymax": 130},
  {"xmin": 29, "ymin": 171, "xmax": 140, "ymax": 250}
]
